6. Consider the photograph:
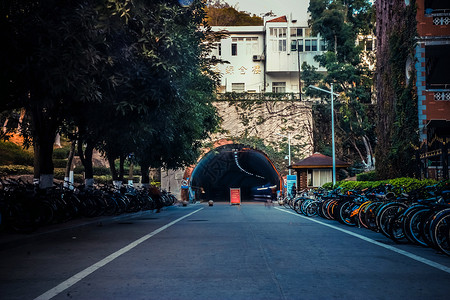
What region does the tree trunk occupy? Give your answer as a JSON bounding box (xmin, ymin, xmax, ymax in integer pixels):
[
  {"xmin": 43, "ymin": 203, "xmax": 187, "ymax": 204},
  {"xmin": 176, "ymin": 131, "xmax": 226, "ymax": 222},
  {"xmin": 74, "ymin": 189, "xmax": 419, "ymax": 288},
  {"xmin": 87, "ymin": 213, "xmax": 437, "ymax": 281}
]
[
  {"xmin": 119, "ymin": 155, "xmax": 125, "ymax": 182},
  {"xmin": 64, "ymin": 140, "xmax": 76, "ymax": 188},
  {"xmin": 78, "ymin": 141, "xmax": 95, "ymax": 188},
  {"xmin": 108, "ymin": 155, "xmax": 118, "ymax": 181},
  {"xmin": 140, "ymin": 160, "xmax": 150, "ymax": 188},
  {"xmin": 31, "ymin": 107, "xmax": 57, "ymax": 189}
]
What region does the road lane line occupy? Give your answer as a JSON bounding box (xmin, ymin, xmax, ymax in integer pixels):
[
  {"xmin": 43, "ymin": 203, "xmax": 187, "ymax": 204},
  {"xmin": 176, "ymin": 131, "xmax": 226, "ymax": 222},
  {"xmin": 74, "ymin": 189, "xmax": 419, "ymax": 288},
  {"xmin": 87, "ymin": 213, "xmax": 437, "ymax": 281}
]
[
  {"xmin": 34, "ymin": 207, "xmax": 204, "ymax": 300},
  {"xmin": 275, "ymin": 207, "xmax": 450, "ymax": 274}
]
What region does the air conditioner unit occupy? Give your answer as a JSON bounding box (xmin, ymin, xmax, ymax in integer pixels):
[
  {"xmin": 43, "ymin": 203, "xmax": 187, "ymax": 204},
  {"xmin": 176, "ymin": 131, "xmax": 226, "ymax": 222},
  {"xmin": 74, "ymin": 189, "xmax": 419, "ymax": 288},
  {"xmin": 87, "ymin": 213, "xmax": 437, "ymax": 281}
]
[{"xmin": 253, "ymin": 55, "xmax": 261, "ymax": 61}]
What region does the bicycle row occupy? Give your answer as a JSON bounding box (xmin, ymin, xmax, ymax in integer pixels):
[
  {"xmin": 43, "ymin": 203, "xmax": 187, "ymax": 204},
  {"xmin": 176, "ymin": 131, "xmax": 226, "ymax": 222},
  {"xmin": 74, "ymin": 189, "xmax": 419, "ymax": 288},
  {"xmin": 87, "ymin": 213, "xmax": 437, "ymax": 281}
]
[
  {"xmin": 0, "ymin": 178, "xmax": 177, "ymax": 233},
  {"xmin": 279, "ymin": 183, "xmax": 450, "ymax": 256}
]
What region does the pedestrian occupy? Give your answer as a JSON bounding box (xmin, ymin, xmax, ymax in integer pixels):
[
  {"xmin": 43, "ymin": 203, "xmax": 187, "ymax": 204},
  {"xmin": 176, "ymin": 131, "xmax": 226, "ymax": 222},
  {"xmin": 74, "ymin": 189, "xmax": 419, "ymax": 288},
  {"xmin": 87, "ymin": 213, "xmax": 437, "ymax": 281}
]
[{"xmin": 291, "ymin": 183, "xmax": 296, "ymax": 198}]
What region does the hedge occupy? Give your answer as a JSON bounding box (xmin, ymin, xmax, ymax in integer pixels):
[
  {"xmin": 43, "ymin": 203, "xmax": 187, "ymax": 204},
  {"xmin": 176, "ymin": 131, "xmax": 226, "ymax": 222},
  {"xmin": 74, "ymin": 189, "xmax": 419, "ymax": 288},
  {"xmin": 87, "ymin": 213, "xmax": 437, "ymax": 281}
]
[
  {"xmin": 0, "ymin": 165, "xmax": 34, "ymax": 176},
  {"xmin": 322, "ymin": 177, "xmax": 443, "ymax": 194},
  {"xmin": 73, "ymin": 166, "xmax": 111, "ymax": 176},
  {"xmin": 0, "ymin": 141, "xmax": 33, "ymax": 166},
  {"xmin": 357, "ymin": 171, "xmax": 377, "ymax": 181},
  {"xmin": 53, "ymin": 147, "xmax": 70, "ymax": 159}
]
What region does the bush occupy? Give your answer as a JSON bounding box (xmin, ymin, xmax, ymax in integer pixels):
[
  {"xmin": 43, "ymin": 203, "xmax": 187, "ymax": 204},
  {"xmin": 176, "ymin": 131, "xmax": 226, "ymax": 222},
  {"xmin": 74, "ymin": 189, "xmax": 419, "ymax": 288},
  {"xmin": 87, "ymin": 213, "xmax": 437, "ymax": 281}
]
[
  {"xmin": 357, "ymin": 171, "xmax": 377, "ymax": 181},
  {"xmin": 53, "ymin": 159, "xmax": 68, "ymax": 168},
  {"xmin": 73, "ymin": 166, "xmax": 111, "ymax": 176},
  {"xmin": 325, "ymin": 177, "xmax": 440, "ymax": 194},
  {"xmin": 53, "ymin": 147, "xmax": 70, "ymax": 159},
  {"xmin": 0, "ymin": 165, "xmax": 34, "ymax": 176},
  {"xmin": 0, "ymin": 141, "xmax": 33, "ymax": 166}
]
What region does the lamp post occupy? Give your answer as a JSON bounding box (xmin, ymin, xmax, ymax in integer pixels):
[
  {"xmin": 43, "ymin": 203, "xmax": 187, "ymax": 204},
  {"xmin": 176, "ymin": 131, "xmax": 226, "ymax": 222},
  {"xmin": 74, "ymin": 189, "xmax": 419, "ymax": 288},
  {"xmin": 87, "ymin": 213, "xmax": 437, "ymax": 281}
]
[
  {"xmin": 276, "ymin": 132, "xmax": 291, "ymax": 175},
  {"xmin": 308, "ymin": 83, "xmax": 339, "ymax": 186}
]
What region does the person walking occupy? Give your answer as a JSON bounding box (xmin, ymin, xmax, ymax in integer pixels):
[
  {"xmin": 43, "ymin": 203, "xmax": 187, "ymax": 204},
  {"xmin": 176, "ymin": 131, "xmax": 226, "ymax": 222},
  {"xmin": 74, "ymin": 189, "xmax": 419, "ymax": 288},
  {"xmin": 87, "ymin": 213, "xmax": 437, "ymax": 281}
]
[{"xmin": 291, "ymin": 183, "xmax": 297, "ymax": 198}]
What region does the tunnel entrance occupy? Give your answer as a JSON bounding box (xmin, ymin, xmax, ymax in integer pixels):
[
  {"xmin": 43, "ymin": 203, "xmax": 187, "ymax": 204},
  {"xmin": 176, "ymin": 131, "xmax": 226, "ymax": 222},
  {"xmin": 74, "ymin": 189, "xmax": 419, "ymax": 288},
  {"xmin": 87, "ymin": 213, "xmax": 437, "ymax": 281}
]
[{"xmin": 190, "ymin": 144, "xmax": 281, "ymax": 201}]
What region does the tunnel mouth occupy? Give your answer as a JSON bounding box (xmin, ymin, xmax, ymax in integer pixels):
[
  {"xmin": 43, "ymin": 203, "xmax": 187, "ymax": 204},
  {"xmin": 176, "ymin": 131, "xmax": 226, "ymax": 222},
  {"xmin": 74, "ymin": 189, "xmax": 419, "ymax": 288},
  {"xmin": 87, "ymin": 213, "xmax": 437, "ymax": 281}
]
[{"xmin": 190, "ymin": 144, "xmax": 281, "ymax": 201}]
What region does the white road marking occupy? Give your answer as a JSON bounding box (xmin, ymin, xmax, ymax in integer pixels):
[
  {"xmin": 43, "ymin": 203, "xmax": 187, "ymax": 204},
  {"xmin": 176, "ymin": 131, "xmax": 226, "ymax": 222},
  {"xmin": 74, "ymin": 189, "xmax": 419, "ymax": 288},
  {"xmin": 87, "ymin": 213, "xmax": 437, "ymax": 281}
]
[
  {"xmin": 275, "ymin": 207, "xmax": 450, "ymax": 274},
  {"xmin": 34, "ymin": 207, "xmax": 204, "ymax": 300}
]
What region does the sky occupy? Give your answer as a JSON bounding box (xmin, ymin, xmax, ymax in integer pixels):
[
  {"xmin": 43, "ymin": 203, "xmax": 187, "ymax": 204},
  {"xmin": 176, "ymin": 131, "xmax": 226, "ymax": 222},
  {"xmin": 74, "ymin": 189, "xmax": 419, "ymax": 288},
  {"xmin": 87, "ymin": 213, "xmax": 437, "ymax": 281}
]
[{"xmin": 222, "ymin": 0, "xmax": 310, "ymax": 19}]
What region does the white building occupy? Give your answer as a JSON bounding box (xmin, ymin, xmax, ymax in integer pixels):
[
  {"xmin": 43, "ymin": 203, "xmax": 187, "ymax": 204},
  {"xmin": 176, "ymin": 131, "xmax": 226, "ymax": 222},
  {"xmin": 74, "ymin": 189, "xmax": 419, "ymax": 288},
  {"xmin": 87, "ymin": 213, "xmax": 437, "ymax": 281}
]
[{"xmin": 210, "ymin": 15, "xmax": 327, "ymax": 95}]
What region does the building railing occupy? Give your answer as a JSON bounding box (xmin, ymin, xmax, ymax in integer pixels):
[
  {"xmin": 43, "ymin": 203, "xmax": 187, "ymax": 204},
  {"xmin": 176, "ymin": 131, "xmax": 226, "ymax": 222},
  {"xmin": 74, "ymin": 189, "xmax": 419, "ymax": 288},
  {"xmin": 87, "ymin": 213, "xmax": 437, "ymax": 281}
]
[
  {"xmin": 214, "ymin": 92, "xmax": 321, "ymax": 102},
  {"xmin": 425, "ymin": 8, "xmax": 450, "ymax": 16}
]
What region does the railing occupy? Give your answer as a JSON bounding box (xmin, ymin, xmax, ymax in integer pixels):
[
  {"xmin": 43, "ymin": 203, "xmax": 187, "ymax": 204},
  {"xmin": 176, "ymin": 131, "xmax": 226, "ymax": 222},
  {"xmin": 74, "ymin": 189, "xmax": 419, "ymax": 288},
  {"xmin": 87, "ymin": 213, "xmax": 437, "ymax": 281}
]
[
  {"xmin": 214, "ymin": 92, "xmax": 321, "ymax": 102},
  {"xmin": 425, "ymin": 8, "xmax": 450, "ymax": 16}
]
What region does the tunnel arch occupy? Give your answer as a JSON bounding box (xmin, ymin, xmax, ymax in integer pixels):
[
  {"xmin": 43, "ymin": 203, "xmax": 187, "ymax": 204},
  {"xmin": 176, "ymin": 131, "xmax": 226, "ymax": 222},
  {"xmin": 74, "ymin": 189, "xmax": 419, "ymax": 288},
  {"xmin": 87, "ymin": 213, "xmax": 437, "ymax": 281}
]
[{"xmin": 189, "ymin": 143, "xmax": 282, "ymax": 201}]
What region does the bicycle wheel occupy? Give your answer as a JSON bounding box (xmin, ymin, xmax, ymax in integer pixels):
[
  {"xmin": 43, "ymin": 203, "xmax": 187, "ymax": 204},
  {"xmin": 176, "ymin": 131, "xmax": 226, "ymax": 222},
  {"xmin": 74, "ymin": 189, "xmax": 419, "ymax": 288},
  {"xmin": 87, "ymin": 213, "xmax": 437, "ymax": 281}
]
[
  {"xmin": 365, "ymin": 202, "xmax": 383, "ymax": 232},
  {"xmin": 431, "ymin": 210, "xmax": 450, "ymax": 256},
  {"xmin": 300, "ymin": 199, "xmax": 313, "ymax": 215},
  {"xmin": 305, "ymin": 201, "xmax": 319, "ymax": 217},
  {"xmin": 337, "ymin": 200, "xmax": 357, "ymax": 226},
  {"xmin": 378, "ymin": 203, "xmax": 408, "ymax": 238},
  {"xmin": 405, "ymin": 208, "xmax": 430, "ymax": 247},
  {"xmin": 388, "ymin": 210, "xmax": 408, "ymax": 243},
  {"xmin": 358, "ymin": 201, "xmax": 372, "ymax": 229}
]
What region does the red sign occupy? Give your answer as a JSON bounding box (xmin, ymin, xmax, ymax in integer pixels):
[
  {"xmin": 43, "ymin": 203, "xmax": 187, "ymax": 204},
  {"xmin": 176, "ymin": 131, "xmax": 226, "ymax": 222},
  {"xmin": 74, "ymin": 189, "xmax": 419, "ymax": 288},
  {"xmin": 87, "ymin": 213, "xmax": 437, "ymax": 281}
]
[{"xmin": 230, "ymin": 188, "xmax": 241, "ymax": 205}]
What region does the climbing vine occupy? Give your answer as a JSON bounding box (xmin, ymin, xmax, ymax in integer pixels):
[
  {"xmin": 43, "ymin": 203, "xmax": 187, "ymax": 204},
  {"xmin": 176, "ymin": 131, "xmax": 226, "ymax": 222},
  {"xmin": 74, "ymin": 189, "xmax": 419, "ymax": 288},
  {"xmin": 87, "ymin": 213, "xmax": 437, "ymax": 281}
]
[{"xmin": 375, "ymin": 0, "xmax": 418, "ymax": 178}]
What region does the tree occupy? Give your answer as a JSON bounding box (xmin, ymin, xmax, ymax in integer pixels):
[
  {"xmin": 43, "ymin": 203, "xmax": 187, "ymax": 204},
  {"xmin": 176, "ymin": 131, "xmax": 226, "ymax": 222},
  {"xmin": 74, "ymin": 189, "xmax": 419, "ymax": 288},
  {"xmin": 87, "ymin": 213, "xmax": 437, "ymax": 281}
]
[
  {"xmin": 1, "ymin": 0, "xmax": 220, "ymax": 188},
  {"xmin": 305, "ymin": 0, "xmax": 376, "ymax": 173},
  {"xmin": 205, "ymin": 0, "xmax": 263, "ymax": 26},
  {"xmin": 375, "ymin": 0, "xmax": 418, "ymax": 178},
  {"xmin": 1, "ymin": 0, "xmax": 108, "ymax": 187}
]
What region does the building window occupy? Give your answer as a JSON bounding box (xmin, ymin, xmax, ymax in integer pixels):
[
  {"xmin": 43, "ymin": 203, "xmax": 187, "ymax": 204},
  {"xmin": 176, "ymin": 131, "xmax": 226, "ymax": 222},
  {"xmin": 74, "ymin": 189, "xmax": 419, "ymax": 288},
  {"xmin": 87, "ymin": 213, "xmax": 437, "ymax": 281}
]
[
  {"xmin": 272, "ymin": 82, "xmax": 286, "ymax": 93},
  {"xmin": 270, "ymin": 27, "xmax": 287, "ymax": 52},
  {"xmin": 305, "ymin": 39, "xmax": 311, "ymax": 51},
  {"xmin": 426, "ymin": 44, "xmax": 450, "ymax": 90},
  {"xmin": 304, "ymin": 28, "xmax": 312, "ymax": 37},
  {"xmin": 320, "ymin": 39, "xmax": 327, "ymax": 51},
  {"xmin": 308, "ymin": 169, "xmax": 332, "ymax": 187},
  {"xmin": 425, "ymin": 0, "xmax": 450, "ymax": 14},
  {"xmin": 298, "ymin": 40, "xmax": 303, "ymax": 52},
  {"xmin": 291, "ymin": 40, "xmax": 297, "ymax": 51},
  {"xmin": 291, "ymin": 39, "xmax": 304, "ymax": 52},
  {"xmin": 290, "ymin": 28, "xmax": 303, "ymax": 37},
  {"xmin": 359, "ymin": 38, "xmax": 373, "ymax": 51},
  {"xmin": 232, "ymin": 83, "xmax": 245, "ymax": 92},
  {"xmin": 231, "ymin": 43, "xmax": 237, "ymax": 56},
  {"xmin": 245, "ymin": 37, "xmax": 259, "ymax": 55},
  {"xmin": 279, "ymin": 40, "xmax": 286, "ymax": 51},
  {"xmin": 218, "ymin": 43, "xmax": 222, "ymax": 56},
  {"xmin": 312, "ymin": 40, "xmax": 318, "ymax": 51}
]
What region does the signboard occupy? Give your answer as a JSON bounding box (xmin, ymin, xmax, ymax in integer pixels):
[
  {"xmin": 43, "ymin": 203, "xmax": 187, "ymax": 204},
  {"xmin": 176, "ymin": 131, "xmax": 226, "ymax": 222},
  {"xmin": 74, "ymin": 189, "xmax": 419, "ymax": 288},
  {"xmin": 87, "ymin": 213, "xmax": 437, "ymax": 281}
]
[
  {"xmin": 286, "ymin": 175, "xmax": 297, "ymax": 198},
  {"xmin": 230, "ymin": 188, "xmax": 241, "ymax": 205}
]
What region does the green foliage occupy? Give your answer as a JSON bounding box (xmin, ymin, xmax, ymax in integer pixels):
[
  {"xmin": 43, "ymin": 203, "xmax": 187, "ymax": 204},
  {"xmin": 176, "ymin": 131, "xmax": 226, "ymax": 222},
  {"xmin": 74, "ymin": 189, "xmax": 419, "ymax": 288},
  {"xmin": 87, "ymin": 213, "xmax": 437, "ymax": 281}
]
[
  {"xmin": 357, "ymin": 171, "xmax": 377, "ymax": 181},
  {"xmin": 206, "ymin": 0, "xmax": 263, "ymax": 26},
  {"xmin": 306, "ymin": 0, "xmax": 376, "ymax": 171},
  {"xmin": 329, "ymin": 177, "xmax": 438, "ymax": 194},
  {"xmin": 322, "ymin": 182, "xmax": 333, "ymax": 190},
  {"xmin": 2, "ymin": 0, "xmax": 220, "ymax": 181},
  {"xmin": 0, "ymin": 165, "xmax": 33, "ymax": 176},
  {"xmin": 53, "ymin": 148, "xmax": 70, "ymax": 159},
  {"xmin": 375, "ymin": 1, "xmax": 419, "ymax": 179},
  {"xmin": 0, "ymin": 141, "xmax": 33, "ymax": 166},
  {"xmin": 308, "ymin": 0, "xmax": 374, "ymax": 63},
  {"xmin": 73, "ymin": 166, "xmax": 111, "ymax": 176},
  {"xmin": 53, "ymin": 159, "xmax": 68, "ymax": 168}
]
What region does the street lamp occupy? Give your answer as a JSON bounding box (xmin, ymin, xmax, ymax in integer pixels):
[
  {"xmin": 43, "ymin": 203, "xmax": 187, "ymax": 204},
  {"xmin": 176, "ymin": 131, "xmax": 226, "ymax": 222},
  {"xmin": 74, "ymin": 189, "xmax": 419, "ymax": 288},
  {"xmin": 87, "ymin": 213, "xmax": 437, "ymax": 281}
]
[
  {"xmin": 276, "ymin": 132, "xmax": 291, "ymax": 175},
  {"xmin": 308, "ymin": 83, "xmax": 339, "ymax": 186}
]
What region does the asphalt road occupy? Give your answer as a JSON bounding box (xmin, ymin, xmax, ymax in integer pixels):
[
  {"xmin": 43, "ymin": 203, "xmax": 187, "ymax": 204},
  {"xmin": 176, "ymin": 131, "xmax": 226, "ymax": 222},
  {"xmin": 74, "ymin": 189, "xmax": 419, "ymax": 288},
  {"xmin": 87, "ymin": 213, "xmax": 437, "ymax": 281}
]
[{"xmin": 1, "ymin": 202, "xmax": 449, "ymax": 300}]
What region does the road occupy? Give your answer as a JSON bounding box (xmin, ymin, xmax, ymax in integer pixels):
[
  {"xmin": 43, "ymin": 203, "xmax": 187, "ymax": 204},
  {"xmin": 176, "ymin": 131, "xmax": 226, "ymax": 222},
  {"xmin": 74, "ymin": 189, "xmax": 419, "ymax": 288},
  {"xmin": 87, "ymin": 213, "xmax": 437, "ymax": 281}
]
[{"xmin": 1, "ymin": 202, "xmax": 449, "ymax": 299}]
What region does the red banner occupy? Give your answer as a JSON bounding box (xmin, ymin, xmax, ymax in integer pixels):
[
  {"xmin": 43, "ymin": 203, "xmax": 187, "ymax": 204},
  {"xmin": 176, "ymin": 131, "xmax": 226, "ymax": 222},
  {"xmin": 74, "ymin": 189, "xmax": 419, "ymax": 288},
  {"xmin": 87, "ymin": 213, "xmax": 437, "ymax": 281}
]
[{"xmin": 230, "ymin": 188, "xmax": 241, "ymax": 205}]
